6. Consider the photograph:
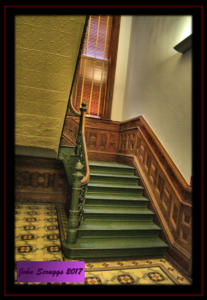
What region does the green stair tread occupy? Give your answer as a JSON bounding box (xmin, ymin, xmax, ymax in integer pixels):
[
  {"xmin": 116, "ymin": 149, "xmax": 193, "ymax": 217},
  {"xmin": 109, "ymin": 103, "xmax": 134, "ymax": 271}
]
[
  {"xmin": 84, "ymin": 206, "xmax": 154, "ymax": 215},
  {"xmin": 63, "ymin": 159, "xmax": 168, "ymax": 259},
  {"xmin": 88, "ymin": 183, "xmax": 143, "ymax": 189},
  {"xmin": 66, "ymin": 237, "xmax": 168, "ymax": 250},
  {"xmin": 89, "ymin": 161, "xmax": 134, "ymax": 169},
  {"xmin": 90, "ymin": 173, "xmax": 138, "ymax": 179},
  {"xmin": 79, "ymin": 220, "xmax": 160, "ymax": 231},
  {"xmin": 59, "ymin": 145, "xmax": 75, "ymax": 149},
  {"xmin": 86, "ymin": 194, "xmax": 148, "ymax": 201}
]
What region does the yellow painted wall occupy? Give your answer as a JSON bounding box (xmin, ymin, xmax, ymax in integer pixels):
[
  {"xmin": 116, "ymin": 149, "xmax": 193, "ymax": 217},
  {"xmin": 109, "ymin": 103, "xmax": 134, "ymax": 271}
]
[{"xmin": 15, "ymin": 15, "xmax": 86, "ymax": 156}]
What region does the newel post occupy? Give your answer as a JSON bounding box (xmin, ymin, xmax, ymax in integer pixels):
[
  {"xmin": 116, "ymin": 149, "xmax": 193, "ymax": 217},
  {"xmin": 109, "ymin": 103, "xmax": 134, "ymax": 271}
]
[
  {"xmin": 76, "ymin": 101, "xmax": 87, "ymax": 156},
  {"xmin": 66, "ymin": 160, "xmax": 83, "ymax": 244}
]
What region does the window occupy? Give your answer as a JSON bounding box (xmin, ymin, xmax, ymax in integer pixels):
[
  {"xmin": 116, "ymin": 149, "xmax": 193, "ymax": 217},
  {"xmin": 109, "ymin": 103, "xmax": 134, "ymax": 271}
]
[{"xmin": 71, "ymin": 15, "xmax": 120, "ymax": 119}]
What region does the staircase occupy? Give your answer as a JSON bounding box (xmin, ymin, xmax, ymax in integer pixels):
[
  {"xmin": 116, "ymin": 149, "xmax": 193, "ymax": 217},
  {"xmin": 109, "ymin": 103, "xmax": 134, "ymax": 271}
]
[{"xmin": 63, "ymin": 160, "xmax": 168, "ymax": 260}]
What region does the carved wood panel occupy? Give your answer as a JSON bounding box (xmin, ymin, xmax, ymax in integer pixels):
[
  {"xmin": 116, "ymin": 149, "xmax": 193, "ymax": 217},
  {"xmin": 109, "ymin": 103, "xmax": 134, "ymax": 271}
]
[
  {"xmin": 179, "ymin": 206, "xmax": 192, "ymax": 249},
  {"xmin": 85, "ymin": 118, "xmax": 120, "ymax": 153},
  {"xmin": 85, "ymin": 129, "xmax": 119, "ymax": 152},
  {"xmin": 15, "ymin": 156, "xmax": 68, "ymax": 204},
  {"xmin": 61, "ymin": 116, "xmax": 120, "ymax": 153}
]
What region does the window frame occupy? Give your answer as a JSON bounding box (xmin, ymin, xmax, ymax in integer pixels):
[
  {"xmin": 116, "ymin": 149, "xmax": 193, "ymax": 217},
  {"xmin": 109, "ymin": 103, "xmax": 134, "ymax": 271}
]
[{"xmin": 71, "ymin": 15, "xmax": 120, "ymax": 120}]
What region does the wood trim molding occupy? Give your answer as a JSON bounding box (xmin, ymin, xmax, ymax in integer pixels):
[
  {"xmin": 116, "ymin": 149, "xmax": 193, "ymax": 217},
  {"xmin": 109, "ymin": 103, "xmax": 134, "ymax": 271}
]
[
  {"xmin": 104, "ymin": 16, "xmax": 121, "ymax": 120},
  {"xmin": 85, "ymin": 117, "xmax": 120, "ymax": 153}
]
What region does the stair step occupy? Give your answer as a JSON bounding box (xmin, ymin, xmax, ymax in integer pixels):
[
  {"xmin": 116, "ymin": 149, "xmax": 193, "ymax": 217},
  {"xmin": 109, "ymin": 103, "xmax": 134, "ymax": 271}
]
[
  {"xmin": 89, "ymin": 174, "xmax": 139, "ymax": 186},
  {"xmin": 90, "ymin": 172, "xmax": 138, "ymax": 179},
  {"xmin": 85, "ymin": 202, "xmax": 148, "ymax": 208},
  {"xmin": 85, "ymin": 194, "xmax": 149, "ymax": 207},
  {"xmin": 79, "ymin": 220, "xmax": 160, "ymax": 231},
  {"xmin": 62, "ymin": 236, "xmax": 168, "ymax": 260},
  {"xmin": 88, "ymin": 183, "xmax": 143, "ymax": 189},
  {"xmin": 78, "ymin": 220, "xmax": 161, "ymax": 239},
  {"xmin": 84, "ymin": 206, "xmax": 154, "ymax": 215},
  {"xmin": 83, "ymin": 206, "xmax": 154, "ymax": 221},
  {"xmin": 63, "ymin": 236, "xmax": 168, "ymax": 250},
  {"xmin": 89, "ymin": 162, "xmax": 135, "ymax": 176},
  {"xmin": 85, "ymin": 200, "xmax": 148, "ymax": 207},
  {"xmin": 89, "ymin": 167, "xmax": 135, "ymax": 176},
  {"xmin": 87, "ymin": 183, "xmax": 144, "ymax": 197},
  {"xmin": 86, "ymin": 194, "xmax": 148, "ymax": 201},
  {"xmin": 89, "ymin": 161, "xmax": 134, "ymax": 169}
]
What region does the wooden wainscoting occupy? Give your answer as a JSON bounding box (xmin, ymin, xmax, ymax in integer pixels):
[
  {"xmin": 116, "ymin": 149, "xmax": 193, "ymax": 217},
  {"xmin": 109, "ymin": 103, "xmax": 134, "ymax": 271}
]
[
  {"xmin": 85, "ymin": 117, "xmax": 120, "ymax": 161},
  {"xmin": 61, "ymin": 116, "xmax": 120, "ymax": 160},
  {"xmin": 119, "ymin": 116, "xmax": 192, "ymax": 275},
  {"xmin": 15, "ymin": 156, "xmax": 68, "ymax": 204}
]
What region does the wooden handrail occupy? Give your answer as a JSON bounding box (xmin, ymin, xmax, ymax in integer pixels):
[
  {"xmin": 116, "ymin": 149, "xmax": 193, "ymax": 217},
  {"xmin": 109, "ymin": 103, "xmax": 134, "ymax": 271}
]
[
  {"xmin": 75, "ymin": 101, "xmax": 90, "ymax": 185},
  {"xmin": 80, "ymin": 106, "xmax": 90, "ymax": 184},
  {"xmin": 81, "ymin": 135, "xmax": 90, "ymax": 184},
  {"xmin": 69, "ymin": 97, "xmax": 81, "ymax": 116}
]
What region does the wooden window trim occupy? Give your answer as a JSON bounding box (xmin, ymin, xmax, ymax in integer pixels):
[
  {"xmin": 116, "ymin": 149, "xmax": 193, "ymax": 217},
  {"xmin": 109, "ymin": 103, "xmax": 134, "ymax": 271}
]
[
  {"xmin": 103, "ymin": 16, "xmax": 121, "ymax": 120},
  {"xmin": 71, "ymin": 16, "xmax": 120, "ymax": 120}
]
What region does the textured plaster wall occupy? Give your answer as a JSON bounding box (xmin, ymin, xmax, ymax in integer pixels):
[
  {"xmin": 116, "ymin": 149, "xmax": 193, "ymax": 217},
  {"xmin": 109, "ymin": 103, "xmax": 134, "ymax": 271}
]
[
  {"xmin": 15, "ymin": 16, "xmax": 86, "ymax": 156},
  {"xmin": 122, "ymin": 16, "xmax": 192, "ymax": 184}
]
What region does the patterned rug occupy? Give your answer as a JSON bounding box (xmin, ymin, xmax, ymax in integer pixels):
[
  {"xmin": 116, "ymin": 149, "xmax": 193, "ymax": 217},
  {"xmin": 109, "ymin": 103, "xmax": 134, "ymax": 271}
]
[{"xmin": 15, "ymin": 202, "xmax": 191, "ymax": 285}]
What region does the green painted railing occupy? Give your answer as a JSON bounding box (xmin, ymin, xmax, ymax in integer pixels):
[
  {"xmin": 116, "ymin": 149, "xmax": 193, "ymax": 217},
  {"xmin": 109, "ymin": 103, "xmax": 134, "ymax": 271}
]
[{"xmin": 63, "ymin": 101, "xmax": 90, "ymax": 244}]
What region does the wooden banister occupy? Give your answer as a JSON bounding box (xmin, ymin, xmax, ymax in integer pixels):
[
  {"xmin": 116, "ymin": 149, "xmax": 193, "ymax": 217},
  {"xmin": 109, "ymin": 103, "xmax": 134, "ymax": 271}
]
[
  {"xmin": 70, "ymin": 96, "xmax": 81, "ymax": 116},
  {"xmin": 80, "ymin": 102, "xmax": 90, "ymax": 184},
  {"xmin": 61, "ymin": 101, "xmax": 90, "ymax": 245}
]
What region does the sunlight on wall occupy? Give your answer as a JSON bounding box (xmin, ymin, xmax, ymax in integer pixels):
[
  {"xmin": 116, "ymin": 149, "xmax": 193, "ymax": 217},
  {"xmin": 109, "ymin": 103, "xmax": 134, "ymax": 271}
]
[{"xmin": 176, "ymin": 16, "xmax": 192, "ymax": 44}]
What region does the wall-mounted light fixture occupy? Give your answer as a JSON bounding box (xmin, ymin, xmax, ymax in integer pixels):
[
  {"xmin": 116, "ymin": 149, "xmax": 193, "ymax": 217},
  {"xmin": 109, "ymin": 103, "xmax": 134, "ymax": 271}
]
[{"xmin": 174, "ymin": 34, "xmax": 192, "ymax": 54}]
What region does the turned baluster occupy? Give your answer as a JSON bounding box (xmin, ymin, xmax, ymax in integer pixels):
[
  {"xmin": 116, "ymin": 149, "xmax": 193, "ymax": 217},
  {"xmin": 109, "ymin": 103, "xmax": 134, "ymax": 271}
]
[{"xmin": 66, "ymin": 160, "xmax": 83, "ymax": 244}]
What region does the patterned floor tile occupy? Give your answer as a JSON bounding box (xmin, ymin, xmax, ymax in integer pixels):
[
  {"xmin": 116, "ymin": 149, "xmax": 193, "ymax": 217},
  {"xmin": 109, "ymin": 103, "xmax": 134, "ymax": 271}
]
[
  {"xmin": 15, "ymin": 202, "xmax": 191, "ymax": 285},
  {"xmin": 15, "ymin": 203, "xmax": 63, "ymax": 262}
]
